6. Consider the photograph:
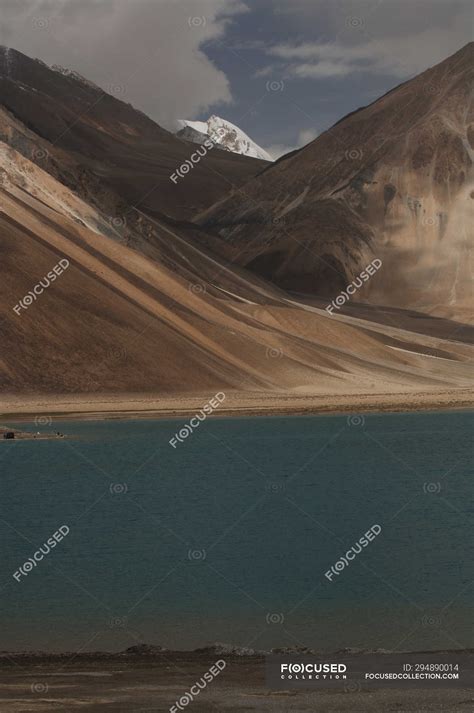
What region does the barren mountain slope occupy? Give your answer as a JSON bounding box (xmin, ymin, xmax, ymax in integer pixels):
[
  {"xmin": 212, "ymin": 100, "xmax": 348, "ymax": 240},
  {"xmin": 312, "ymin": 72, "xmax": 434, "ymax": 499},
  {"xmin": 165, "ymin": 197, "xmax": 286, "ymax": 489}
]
[
  {"xmin": 196, "ymin": 44, "xmax": 474, "ymax": 322},
  {"xmin": 0, "ymin": 143, "xmax": 471, "ymax": 395},
  {"xmin": 0, "ymin": 47, "xmax": 268, "ymax": 221}
]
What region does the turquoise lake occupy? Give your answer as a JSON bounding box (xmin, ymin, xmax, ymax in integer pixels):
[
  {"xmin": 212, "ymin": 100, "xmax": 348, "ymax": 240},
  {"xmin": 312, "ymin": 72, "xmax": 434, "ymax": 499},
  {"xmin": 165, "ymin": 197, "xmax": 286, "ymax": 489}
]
[{"xmin": 1, "ymin": 410, "xmax": 472, "ymax": 653}]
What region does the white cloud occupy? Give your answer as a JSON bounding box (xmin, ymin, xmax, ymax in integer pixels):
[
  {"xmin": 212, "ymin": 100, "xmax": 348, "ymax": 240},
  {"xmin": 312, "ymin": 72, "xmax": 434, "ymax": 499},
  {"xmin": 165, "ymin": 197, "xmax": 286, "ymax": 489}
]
[
  {"xmin": 264, "ymin": 126, "xmax": 318, "ymax": 159},
  {"xmin": 298, "ymin": 128, "xmax": 318, "ymax": 144},
  {"xmin": 291, "ymin": 59, "xmax": 356, "ymax": 78},
  {"xmin": 265, "ymin": 3, "xmax": 472, "ymax": 80},
  {"xmin": 264, "ymin": 143, "xmax": 295, "ymax": 159},
  {"xmin": 0, "ymin": 0, "xmax": 246, "ymax": 128}
]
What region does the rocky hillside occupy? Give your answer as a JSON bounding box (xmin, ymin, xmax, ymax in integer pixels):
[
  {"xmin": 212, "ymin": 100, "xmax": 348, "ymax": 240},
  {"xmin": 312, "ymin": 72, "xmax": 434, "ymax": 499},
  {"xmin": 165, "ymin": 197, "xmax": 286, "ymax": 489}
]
[
  {"xmin": 0, "ymin": 45, "xmax": 471, "ymax": 396},
  {"xmin": 0, "ymin": 47, "xmax": 268, "ymax": 221},
  {"xmin": 196, "ymin": 44, "xmax": 473, "ymax": 322}
]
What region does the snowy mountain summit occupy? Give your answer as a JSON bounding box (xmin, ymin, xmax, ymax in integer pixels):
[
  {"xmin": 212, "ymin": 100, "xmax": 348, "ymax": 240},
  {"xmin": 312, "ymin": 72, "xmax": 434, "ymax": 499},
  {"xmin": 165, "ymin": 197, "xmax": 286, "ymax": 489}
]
[{"xmin": 176, "ymin": 115, "xmax": 272, "ymax": 161}]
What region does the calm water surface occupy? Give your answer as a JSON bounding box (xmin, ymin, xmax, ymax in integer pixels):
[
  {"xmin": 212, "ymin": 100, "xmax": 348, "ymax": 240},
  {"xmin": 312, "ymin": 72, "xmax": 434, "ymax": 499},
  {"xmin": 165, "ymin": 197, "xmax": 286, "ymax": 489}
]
[{"xmin": 1, "ymin": 410, "xmax": 472, "ymax": 653}]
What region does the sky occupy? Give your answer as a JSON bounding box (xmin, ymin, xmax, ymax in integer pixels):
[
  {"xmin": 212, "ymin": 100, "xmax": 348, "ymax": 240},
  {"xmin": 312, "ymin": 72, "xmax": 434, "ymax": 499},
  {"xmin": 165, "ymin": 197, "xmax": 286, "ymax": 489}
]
[{"xmin": 0, "ymin": 0, "xmax": 472, "ymax": 158}]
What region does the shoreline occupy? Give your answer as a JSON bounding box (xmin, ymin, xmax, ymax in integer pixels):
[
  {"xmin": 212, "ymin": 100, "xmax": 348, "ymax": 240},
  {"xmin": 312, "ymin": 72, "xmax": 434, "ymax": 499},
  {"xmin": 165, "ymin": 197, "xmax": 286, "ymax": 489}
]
[
  {"xmin": 1, "ymin": 647, "xmax": 471, "ymax": 712},
  {"xmin": 2, "ymin": 645, "xmax": 472, "ymax": 661},
  {"xmin": 1, "ymin": 388, "xmax": 473, "ymax": 423}
]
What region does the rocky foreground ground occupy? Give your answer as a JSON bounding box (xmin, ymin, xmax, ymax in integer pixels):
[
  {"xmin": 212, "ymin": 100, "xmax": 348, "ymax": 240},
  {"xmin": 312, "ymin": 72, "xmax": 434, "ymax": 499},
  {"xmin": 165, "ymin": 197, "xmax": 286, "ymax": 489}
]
[{"xmin": 1, "ymin": 649, "xmax": 473, "ymax": 712}]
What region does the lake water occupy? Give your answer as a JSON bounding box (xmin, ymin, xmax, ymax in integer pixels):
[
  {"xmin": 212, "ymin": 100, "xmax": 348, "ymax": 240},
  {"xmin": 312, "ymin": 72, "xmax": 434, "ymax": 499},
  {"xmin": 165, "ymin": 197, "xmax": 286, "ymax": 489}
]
[{"xmin": 1, "ymin": 410, "xmax": 472, "ymax": 654}]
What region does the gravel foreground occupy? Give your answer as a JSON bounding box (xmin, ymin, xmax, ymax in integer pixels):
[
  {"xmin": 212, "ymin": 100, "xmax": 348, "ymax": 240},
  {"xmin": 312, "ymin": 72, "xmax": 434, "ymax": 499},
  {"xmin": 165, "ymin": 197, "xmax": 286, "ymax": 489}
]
[{"xmin": 1, "ymin": 652, "xmax": 473, "ymax": 713}]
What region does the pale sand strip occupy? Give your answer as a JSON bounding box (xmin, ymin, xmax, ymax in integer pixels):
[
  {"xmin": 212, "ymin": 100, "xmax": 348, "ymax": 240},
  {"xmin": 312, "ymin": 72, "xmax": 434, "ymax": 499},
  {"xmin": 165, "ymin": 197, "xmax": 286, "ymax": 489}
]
[{"xmin": 1, "ymin": 388, "xmax": 472, "ymax": 422}]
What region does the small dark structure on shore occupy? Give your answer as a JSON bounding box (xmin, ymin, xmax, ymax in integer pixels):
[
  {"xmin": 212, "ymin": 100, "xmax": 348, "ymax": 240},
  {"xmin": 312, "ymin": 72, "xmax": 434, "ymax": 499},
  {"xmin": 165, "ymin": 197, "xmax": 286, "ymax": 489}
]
[{"xmin": 3, "ymin": 431, "xmax": 15, "ymax": 439}]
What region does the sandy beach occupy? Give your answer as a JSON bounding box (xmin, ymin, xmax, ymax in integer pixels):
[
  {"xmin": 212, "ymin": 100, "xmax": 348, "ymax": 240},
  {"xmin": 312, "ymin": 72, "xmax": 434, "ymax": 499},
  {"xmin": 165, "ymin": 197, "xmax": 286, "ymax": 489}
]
[{"xmin": 1, "ymin": 388, "xmax": 473, "ymax": 424}]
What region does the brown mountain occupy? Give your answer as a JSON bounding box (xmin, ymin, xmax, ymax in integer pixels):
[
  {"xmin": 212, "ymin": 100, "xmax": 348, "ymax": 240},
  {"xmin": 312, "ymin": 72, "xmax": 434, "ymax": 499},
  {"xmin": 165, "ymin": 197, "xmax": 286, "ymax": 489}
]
[
  {"xmin": 196, "ymin": 44, "xmax": 473, "ymax": 323},
  {"xmin": 0, "ymin": 46, "xmax": 472, "ymax": 404},
  {"xmin": 0, "ymin": 46, "xmax": 268, "ymax": 221}
]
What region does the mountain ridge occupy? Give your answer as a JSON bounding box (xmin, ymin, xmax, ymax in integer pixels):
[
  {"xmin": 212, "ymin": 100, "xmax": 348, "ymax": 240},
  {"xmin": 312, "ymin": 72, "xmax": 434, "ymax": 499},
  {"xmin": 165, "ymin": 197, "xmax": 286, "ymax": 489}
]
[
  {"xmin": 0, "ymin": 46, "xmax": 269, "ymax": 222},
  {"xmin": 195, "ymin": 43, "xmax": 473, "ymax": 322},
  {"xmin": 0, "ymin": 44, "xmax": 472, "ymax": 398}
]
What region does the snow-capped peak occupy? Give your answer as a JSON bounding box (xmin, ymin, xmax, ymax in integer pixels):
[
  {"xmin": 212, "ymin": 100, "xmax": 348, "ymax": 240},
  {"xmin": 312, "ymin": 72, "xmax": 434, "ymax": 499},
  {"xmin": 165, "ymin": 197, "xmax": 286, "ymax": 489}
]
[{"xmin": 176, "ymin": 115, "xmax": 272, "ymax": 161}]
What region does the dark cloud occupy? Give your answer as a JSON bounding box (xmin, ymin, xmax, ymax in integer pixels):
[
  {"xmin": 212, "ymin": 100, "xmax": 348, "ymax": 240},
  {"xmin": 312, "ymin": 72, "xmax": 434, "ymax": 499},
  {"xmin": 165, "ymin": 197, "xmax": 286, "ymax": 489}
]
[
  {"xmin": 260, "ymin": 0, "xmax": 472, "ymax": 79},
  {"xmin": 0, "ymin": 0, "xmax": 470, "ymax": 149},
  {"xmin": 0, "ymin": 0, "xmax": 246, "ymax": 128}
]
